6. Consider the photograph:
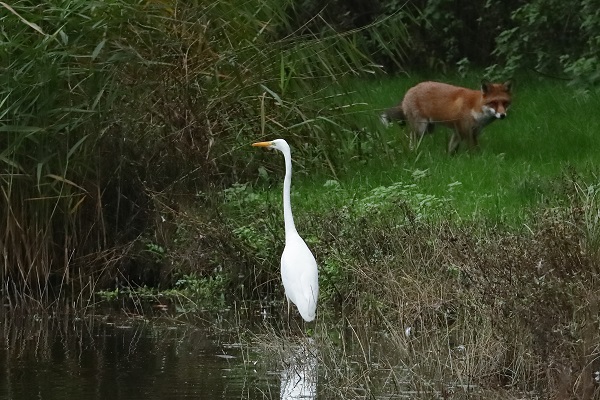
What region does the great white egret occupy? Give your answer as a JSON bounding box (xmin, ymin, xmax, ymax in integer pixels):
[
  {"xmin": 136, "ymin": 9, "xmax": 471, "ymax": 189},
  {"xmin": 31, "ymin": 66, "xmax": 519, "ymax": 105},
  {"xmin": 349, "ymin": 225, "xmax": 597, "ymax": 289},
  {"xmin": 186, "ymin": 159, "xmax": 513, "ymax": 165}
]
[{"xmin": 252, "ymin": 139, "xmax": 319, "ymax": 322}]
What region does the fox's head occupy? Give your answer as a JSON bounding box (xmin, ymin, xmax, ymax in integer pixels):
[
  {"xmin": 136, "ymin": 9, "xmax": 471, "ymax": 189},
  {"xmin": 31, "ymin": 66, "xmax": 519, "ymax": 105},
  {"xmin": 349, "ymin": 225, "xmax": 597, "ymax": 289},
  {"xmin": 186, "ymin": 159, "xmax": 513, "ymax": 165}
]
[{"xmin": 481, "ymin": 80, "xmax": 512, "ymax": 120}]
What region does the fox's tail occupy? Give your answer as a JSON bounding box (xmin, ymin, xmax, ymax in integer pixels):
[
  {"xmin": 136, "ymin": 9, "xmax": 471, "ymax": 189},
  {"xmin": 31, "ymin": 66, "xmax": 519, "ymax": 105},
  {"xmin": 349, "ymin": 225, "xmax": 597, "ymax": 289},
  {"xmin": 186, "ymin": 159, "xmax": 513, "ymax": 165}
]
[{"xmin": 380, "ymin": 102, "xmax": 406, "ymax": 127}]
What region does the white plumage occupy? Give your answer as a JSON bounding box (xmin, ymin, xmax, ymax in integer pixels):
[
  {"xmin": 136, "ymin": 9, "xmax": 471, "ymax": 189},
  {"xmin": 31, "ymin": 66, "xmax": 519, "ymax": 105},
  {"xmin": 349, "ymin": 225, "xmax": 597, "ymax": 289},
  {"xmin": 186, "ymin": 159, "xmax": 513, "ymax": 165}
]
[{"xmin": 252, "ymin": 139, "xmax": 319, "ymax": 322}]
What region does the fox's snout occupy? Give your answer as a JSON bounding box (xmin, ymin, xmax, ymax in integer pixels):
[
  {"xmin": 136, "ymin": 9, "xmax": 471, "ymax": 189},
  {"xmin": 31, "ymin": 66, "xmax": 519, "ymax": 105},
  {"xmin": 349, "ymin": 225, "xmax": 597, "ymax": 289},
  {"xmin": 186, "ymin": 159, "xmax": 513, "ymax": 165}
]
[
  {"xmin": 484, "ymin": 105, "xmax": 508, "ymax": 120},
  {"xmin": 488, "ymin": 102, "xmax": 509, "ymax": 120}
]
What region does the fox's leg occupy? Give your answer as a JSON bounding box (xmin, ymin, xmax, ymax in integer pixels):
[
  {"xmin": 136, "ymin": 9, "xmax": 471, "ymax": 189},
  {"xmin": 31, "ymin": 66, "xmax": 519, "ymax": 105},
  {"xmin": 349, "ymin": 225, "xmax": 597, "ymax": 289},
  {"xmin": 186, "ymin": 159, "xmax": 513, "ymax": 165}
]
[
  {"xmin": 448, "ymin": 131, "xmax": 461, "ymax": 154},
  {"xmin": 447, "ymin": 122, "xmax": 465, "ymax": 154},
  {"xmin": 408, "ymin": 118, "xmax": 429, "ymax": 150},
  {"xmin": 470, "ymin": 133, "xmax": 479, "ymax": 149},
  {"xmin": 468, "ymin": 127, "xmax": 482, "ymax": 150}
]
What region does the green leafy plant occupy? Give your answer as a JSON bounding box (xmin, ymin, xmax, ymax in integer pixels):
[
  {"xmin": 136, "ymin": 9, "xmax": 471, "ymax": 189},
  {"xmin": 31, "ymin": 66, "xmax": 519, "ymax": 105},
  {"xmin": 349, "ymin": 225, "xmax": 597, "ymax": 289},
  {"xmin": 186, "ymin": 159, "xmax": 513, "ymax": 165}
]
[
  {"xmin": 356, "ymin": 181, "xmax": 449, "ymax": 219},
  {"xmin": 172, "ymin": 273, "xmax": 226, "ymax": 304},
  {"xmin": 488, "ymin": 0, "xmax": 600, "ymax": 85}
]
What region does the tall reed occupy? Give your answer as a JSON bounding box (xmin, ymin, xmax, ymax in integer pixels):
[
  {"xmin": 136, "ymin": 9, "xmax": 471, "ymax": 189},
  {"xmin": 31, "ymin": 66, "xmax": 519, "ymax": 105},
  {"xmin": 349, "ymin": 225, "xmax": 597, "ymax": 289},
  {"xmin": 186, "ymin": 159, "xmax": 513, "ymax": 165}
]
[{"xmin": 0, "ymin": 0, "xmax": 409, "ymax": 305}]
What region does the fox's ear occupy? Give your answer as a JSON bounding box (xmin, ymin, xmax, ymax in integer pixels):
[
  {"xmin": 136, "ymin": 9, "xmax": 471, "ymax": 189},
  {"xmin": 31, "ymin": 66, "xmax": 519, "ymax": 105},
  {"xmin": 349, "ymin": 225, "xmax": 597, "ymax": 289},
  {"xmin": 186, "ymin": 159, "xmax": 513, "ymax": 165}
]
[
  {"xmin": 481, "ymin": 79, "xmax": 491, "ymax": 93},
  {"xmin": 503, "ymin": 80, "xmax": 513, "ymax": 93}
]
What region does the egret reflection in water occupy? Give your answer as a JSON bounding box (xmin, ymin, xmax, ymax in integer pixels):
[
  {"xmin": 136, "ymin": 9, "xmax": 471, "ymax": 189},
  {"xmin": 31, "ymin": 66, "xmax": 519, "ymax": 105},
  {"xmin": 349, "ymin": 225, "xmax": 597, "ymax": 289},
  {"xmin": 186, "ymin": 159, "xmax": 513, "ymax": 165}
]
[{"xmin": 280, "ymin": 338, "xmax": 318, "ymax": 400}]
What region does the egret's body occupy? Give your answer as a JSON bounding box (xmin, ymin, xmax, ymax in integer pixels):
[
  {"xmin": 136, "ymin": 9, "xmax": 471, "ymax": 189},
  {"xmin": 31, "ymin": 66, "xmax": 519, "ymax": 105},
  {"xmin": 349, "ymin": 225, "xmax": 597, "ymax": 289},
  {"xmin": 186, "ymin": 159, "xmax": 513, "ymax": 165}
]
[{"xmin": 252, "ymin": 139, "xmax": 319, "ymax": 322}]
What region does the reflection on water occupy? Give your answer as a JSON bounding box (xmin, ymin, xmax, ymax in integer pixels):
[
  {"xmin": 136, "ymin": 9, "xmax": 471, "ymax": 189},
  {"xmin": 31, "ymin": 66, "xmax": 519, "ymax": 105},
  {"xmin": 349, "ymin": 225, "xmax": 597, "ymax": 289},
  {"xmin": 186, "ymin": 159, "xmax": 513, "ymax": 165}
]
[
  {"xmin": 0, "ymin": 312, "xmax": 287, "ymax": 400},
  {"xmin": 280, "ymin": 338, "xmax": 318, "ymax": 400}
]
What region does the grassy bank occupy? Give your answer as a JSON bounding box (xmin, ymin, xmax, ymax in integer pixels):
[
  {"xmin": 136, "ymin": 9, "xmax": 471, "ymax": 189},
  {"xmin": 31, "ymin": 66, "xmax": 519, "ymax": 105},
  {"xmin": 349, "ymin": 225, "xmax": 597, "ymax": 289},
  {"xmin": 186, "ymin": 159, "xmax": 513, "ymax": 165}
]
[
  {"xmin": 228, "ymin": 75, "xmax": 600, "ymax": 398},
  {"xmin": 235, "ymin": 74, "xmax": 600, "ymax": 236}
]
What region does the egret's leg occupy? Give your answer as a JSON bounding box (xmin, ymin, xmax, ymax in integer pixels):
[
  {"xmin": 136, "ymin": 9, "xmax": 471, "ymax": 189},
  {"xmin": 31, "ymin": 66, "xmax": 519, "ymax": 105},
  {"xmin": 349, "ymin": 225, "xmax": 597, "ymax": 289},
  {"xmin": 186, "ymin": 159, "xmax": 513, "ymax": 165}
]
[{"xmin": 286, "ymin": 296, "xmax": 291, "ymax": 330}]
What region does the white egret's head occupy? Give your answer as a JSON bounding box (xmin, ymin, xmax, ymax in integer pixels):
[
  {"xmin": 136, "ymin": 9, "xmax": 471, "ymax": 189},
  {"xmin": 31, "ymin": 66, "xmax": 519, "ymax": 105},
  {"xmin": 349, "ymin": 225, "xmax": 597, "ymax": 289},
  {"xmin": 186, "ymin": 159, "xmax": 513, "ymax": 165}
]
[{"xmin": 252, "ymin": 139, "xmax": 289, "ymax": 153}]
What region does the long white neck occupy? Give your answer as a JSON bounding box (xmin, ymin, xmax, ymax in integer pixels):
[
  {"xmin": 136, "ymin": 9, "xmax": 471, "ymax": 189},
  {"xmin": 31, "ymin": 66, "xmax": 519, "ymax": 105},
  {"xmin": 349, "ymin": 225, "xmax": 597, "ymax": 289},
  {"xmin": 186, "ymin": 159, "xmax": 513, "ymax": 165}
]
[{"xmin": 280, "ymin": 144, "xmax": 297, "ymax": 236}]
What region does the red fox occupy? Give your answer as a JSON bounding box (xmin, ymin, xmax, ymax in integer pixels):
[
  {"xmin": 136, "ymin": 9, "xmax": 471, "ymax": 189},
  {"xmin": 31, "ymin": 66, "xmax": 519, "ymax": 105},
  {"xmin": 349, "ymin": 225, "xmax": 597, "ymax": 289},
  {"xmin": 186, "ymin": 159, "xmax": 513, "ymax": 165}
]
[{"xmin": 381, "ymin": 80, "xmax": 512, "ymax": 154}]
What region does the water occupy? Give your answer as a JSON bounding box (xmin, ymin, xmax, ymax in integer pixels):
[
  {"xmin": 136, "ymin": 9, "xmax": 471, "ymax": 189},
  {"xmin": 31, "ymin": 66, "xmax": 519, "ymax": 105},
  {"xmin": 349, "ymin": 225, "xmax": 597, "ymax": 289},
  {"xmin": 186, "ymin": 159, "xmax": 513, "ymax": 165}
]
[
  {"xmin": 1, "ymin": 308, "xmax": 499, "ymax": 399},
  {"xmin": 0, "ymin": 312, "xmax": 318, "ymax": 400}
]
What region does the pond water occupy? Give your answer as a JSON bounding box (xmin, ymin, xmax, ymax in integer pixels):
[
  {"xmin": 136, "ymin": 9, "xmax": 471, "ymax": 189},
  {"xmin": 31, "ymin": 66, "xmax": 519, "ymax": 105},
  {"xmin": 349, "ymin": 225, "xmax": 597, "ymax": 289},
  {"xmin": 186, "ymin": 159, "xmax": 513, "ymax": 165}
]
[
  {"xmin": 0, "ymin": 310, "xmax": 317, "ymax": 400},
  {"xmin": 1, "ymin": 305, "xmax": 513, "ymax": 399}
]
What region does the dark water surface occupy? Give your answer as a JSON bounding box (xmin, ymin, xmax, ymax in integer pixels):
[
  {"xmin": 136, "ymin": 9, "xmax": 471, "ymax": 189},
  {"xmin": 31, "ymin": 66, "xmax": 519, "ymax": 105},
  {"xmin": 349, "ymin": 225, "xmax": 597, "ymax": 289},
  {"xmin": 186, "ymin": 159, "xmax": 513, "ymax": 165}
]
[{"xmin": 0, "ymin": 312, "xmax": 317, "ymax": 400}]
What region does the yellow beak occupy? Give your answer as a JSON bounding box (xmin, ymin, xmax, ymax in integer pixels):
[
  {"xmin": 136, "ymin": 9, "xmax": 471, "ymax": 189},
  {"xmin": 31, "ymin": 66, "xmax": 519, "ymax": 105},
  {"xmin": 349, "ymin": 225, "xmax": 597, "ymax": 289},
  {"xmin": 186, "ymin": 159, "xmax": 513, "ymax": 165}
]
[{"xmin": 252, "ymin": 141, "xmax": 272, "ymax": 147}]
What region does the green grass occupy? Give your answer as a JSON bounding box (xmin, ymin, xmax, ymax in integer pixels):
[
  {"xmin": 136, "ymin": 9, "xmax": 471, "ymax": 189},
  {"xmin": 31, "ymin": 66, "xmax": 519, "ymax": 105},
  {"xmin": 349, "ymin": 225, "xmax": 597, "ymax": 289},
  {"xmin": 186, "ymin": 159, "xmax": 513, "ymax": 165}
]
[{"xmin": 248, "ymin": 74, "xmax": 600, "ymax": 226}]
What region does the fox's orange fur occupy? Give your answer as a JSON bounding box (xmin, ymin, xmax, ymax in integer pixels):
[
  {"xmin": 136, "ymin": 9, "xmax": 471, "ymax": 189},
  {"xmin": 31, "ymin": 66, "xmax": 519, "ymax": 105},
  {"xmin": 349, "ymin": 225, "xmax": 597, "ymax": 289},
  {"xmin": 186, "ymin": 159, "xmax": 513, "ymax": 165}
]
[{"xmin": 381, "ymin": 80, "xmax": 512, "ymax": 154}]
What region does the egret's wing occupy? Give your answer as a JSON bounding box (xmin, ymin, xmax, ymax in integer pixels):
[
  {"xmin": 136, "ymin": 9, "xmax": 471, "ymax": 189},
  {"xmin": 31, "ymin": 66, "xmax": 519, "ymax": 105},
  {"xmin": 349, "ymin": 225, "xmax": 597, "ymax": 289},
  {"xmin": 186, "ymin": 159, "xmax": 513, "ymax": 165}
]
[
  {"xmin": 281, "ymin": 233, "xmax": 319, "ymax": 321},
  {"xmin": 298, "ymin": 260, "xmax": 319, "ymax": 320}
]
